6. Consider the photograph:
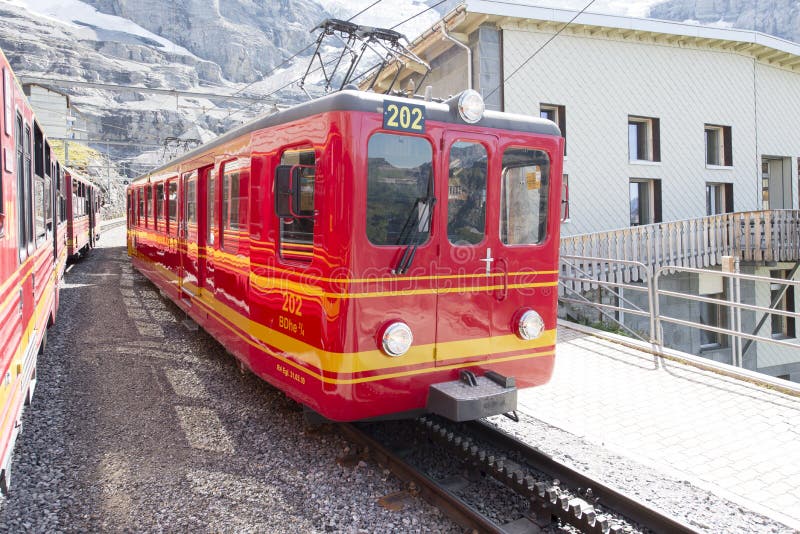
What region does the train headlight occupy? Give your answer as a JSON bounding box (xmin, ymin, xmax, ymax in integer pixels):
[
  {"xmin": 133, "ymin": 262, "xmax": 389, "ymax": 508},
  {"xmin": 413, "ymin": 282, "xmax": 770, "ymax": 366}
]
[
  {"xmin": 457, "ymin": 90, "xmax": 485, "ymax": 124},
  {"xmin": 381, "ymin": 322, "xmax": 413, "ymax": 357},
  {"xmin": 517, "ymin": 310, "xmax": 544, "ymax": 341}
]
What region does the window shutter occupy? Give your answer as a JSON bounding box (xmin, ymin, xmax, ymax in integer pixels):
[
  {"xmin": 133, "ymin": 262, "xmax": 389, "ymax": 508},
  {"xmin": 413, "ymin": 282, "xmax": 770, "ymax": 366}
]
[
  {"xmin": 653, "ymin": 179, "xmax": 662, "ymax": 223},
  {"xmin": 652, "ymin": 118, "xmax": 661, "ymax": 162},
  {"xmin": 724, "ymin": 183, "xmax": 734, "ymax": 213},
  {"xmin": 723, "ymin": 126, "xmax": 733, "ymax": 166}
]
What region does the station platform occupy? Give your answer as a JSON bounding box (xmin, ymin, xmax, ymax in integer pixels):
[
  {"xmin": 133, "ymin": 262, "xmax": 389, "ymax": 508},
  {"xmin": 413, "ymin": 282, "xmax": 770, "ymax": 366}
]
[{"xmin": 509, "ymin": 322, "xmax": 800, "ymax": 530}]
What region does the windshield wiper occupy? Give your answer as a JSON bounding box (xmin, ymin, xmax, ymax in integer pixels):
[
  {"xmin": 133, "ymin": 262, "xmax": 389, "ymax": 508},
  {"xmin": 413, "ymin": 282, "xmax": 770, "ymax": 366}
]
[{"xmin": 394, "ymin": 196, "xmax": 435, "ymax": 275}]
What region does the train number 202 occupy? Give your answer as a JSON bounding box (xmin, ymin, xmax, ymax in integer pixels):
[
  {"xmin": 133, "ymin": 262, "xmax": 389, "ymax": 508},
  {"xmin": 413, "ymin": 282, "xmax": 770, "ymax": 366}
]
[
  {"xmin": 383, "ymin": 101, "xmax": 425, "ymax": 133},
  {"xmin": 282, "ymin": 293, "xmax": 303, "ymax": 316}
]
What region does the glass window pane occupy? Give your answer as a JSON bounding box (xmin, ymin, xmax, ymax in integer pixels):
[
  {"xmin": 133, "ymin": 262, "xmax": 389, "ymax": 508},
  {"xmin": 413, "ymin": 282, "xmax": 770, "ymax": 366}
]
[
  {"xmin": 207, "ymin": 169, "xmax": 216, "ymax": 244},
  {"xmin": 366, "ymin": 133, "xmax": 433, "ymax": 246},
  {"xmin": 186, "ymin": 179, "xmax": 197, "ymax": 224},
  {"xmin": 156, "ymin": 184, "xmax": 164, "ymax": 219},
  {"xmin": 448, "ymin": 141, "xmax": 486, "ymax": 245},
  {"xmin": 168, "ymin": 182, "xmax": 178, "ymax": 222},
  {"xmin": 500, "ymin": 147, "xmax": 550, "ymax": 245}
]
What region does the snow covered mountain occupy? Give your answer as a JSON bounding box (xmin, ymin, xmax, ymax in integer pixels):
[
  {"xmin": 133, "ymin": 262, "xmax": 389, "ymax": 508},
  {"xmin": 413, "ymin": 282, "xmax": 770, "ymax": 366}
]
[{"xmin": 0, "ymin": 0, "xmax": 796, "ymax": 188}]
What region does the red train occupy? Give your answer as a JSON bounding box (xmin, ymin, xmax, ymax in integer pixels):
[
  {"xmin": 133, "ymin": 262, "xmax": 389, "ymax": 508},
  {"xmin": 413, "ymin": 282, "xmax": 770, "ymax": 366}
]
[
  {"xmin": 128, "ymin": 88, "xmax": 563, "ymax": 422},
  {"xmin": 66, "ymin": 169, "xmax": 102, "ymax": 259},
  {"xmin": 0, "ymin": 49, "xmax": 101, "ymax": 492}
]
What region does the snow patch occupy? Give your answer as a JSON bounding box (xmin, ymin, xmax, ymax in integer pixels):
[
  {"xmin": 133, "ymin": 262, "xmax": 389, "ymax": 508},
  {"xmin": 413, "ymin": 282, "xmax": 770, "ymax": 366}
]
[{"xmin": 7, "ymin": 0, "xmax": 195, "ymax": 56}]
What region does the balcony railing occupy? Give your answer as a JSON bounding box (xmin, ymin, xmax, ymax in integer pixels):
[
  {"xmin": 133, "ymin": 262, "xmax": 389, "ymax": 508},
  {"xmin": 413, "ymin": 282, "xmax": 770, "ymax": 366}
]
[{"xmin": 560, "ymin": 210, "xmax": 800, "ymax": 276}]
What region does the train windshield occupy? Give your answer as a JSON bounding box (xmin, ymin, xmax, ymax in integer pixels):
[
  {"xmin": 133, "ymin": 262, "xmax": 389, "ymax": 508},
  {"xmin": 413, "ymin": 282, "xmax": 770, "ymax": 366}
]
[
  {"xmin": 366, "ymin": 133, "xmax": 434, "ymax": 246},
  {"xmin": 500, "ymin": 148, "xmax": 550, "ymax": 245}
]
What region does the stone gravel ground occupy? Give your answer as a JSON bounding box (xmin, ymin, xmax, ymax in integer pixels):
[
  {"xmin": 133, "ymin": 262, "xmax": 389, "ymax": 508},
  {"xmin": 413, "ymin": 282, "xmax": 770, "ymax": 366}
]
[{"xmin": 0, "ymin": 227, "xmax": 457, "ymax": 533}]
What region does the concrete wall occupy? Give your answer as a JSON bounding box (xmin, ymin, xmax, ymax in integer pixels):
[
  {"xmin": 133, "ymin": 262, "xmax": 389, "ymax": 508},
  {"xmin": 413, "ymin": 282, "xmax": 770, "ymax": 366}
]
[{"xmin": 26, "ymin": 85, "xmax": 68, "ymax": 138}]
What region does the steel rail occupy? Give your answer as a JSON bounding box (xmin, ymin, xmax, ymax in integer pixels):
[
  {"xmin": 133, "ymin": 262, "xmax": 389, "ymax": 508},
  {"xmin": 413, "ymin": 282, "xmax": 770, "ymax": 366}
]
[
  {"xmin": 338, "ymin": 422, "xmax": 504, "ymax": 533},
  {"xmin": 466, "ymin": 420, "xmax": 700, "ymax": 534}
]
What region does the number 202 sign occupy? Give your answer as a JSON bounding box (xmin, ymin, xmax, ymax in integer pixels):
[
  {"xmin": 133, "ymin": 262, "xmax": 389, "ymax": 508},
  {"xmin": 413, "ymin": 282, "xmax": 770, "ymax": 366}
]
[{"xmin": 383, "ymin": 100, "xmax": 425, "ymax": 133}]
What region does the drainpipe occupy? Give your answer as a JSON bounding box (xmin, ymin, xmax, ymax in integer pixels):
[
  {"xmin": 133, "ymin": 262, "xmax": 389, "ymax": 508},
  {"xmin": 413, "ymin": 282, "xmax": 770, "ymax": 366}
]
[{"xmin": 440, "ymin": 22, "xmax": 471, "ymax": 90}]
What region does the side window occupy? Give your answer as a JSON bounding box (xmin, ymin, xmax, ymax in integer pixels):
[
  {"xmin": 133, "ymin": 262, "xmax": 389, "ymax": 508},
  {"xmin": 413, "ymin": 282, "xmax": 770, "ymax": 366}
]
[
  {"xmin": 366, "ymin": 133, "xmax": 433, "ymax": 246},
  {"xmin": 156, "ymin": 182, "xmax": 165, "ymax": 228},
  {"xmin": 144, "ymin": 185, "xmax": 151, "ymax": 227},
  {"xmin": 23, "ymin": 123, "xmax": 33, "ymax": 249},
  {"xmin": 447, "ymin": 141, "xmax": 487, "ymax": 245},
  {"xmin": 137, "ymin": 187, "xmax": 144, "ymax": 226},
  {"xmin": 277, "ymin": 149, "xmax": 316, "ymax": 262},
  {"xmin": 168, "ymin": 180, "xmax": 178, "ymax": 235},
  {"xmin": 500, "ymin": 147, "xmax": 550, "ymax": 245},
  {"xmin": 185, "ymin": 173, "xmax": 197, "ymax": 226},
  {"xmin": 221, "ymin": 159, "xmax": 249, "ymax": 250},
  {"xmin": 16, "ymin": 114, "xmax": 26, "ymax": 256},
  {"xmin": 207, "ymin": 168, "xmax": 216, "ymax": 246}
]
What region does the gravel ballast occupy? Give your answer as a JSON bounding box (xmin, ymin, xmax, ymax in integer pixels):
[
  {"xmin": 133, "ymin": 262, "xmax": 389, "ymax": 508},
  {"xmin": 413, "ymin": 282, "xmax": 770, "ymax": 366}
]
[{"xmin": 0, "ymin": 227, "xmax": 456, "ymax": 532}]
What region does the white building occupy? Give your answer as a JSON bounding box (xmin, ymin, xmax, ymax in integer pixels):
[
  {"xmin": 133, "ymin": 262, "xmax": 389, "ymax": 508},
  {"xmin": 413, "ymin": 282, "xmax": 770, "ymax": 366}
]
[{"xmin": 371, "ymin": 1, "xmax": 800, "ymax": 380}]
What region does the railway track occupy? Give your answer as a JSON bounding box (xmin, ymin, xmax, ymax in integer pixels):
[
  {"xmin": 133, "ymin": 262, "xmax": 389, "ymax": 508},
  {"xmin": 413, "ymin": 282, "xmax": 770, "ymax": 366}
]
[{"xmin": 339, "ymin": 417, "xmax": 699, "ymax": 533}]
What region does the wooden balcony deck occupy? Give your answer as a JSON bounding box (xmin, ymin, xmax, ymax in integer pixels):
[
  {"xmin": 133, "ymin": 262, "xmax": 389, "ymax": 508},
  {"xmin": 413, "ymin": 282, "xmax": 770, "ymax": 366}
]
[{"xmin": 561, "ymin": 210, "xmax": 800, "ymax": 273}]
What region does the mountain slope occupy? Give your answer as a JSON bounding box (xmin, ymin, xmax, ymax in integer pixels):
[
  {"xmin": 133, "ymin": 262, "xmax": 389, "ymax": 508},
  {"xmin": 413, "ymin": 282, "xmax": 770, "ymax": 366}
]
[{"xmin": 650, "ymin": 0, "xmax": 800, "ymax": 43}]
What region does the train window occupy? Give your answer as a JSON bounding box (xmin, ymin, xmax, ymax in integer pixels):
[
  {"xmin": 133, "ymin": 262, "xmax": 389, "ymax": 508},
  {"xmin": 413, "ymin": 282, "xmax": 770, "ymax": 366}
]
[
  {"xmin": 137, "ymin": 187, "xmax": 144, "ymax": 225},
  {"xmin": 207, "ymin": 168, "xmax": 216, "ymax": 245},
  {"xmin": 156, "ymin": 183, "xmax": 165, "ymax": 223},
  {"xmin": 24, "ymin": 124, "xmax": 33, "ymax": 249},
  {"xmin": 34, "ymin": 124, "xmax": 44, "ymax": 178},
  {"xmin": 144, "ymin": 185, "xmax": 151, "ymax": 227},
  {"xmin": 16, "ymin": 114, "xmax": 26, "ymax": 256},
  {"xmin": 500, "ymin": 147, "xmax": 550, "ymax": 245},
  {"xmin": 168, "ymin": 180, "xmax": 178, "ymax": 225},
  {"xmin": 45, "ymin": 177, "xmax": 53, "ymax": 234},
  {"xmin": 185, "ymin": 174, "xmax": 197, "ymax": 225},
  {"xmin": 34, "ymin": 176, "xmax": 46, "ymax": 245},
  {"xmin": 278, "ymin": 149, "xmax": 315, "ymax": 262},
  {"xmin": 366, "ymin": 133, "xmax": 433, "ymax": 246},
  {"xmin": 447, "ymin": 141, "xmax": 487, "ymax": 245},
  {"xmin": 222, "ymin": 160, "xmax": 248, "ymax": 230}
]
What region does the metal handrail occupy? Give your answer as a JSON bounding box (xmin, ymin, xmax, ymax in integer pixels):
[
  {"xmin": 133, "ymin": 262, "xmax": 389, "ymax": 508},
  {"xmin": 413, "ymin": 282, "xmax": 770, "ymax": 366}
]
[{"xmin": 653, "ymin": 264, "xmax": 800, "ymax": 367}]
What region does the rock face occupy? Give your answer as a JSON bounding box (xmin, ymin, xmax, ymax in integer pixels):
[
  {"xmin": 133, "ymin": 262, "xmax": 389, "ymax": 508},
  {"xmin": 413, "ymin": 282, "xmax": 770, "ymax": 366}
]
[
  {"xmin": 650, "ymin": 0, "xmax": 800, "ymax": 44},
  {"xmin": 81, "ymin": 0, "xmax": 326, "ymax": 82}
]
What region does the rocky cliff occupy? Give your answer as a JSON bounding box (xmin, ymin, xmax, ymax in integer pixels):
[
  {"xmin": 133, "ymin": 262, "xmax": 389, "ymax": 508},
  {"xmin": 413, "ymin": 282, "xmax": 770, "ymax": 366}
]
[{"xmin": 650, "ymin": 0, "xmax": 800, "ymax": 44}]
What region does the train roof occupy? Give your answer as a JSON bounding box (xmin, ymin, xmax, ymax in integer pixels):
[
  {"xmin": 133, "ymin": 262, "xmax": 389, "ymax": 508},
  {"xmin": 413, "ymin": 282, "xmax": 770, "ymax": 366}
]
[{"xmin": 136, "ymin": 89, "xmax": 561, "ymax": 182}]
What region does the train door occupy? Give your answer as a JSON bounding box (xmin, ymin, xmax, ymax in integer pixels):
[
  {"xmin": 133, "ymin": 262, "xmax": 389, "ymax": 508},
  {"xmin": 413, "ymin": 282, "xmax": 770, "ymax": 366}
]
[
  {"xmin": 201, "ymin": 165, "xmax": 218, "ymax": 299},
  {"xmin": 87, "ymin": 187, "xmax": 96, "ymax": 248},
  {"xmin": 179, "ymin": 170, "xmax": 199, "ymax": 303},
  {"xmin": 491, "ymin": 144, "xmax": 557, "ymax": 349},
  {"xmin": 435, "ymin": 133, "xmax": 496, "ymax": 366}
]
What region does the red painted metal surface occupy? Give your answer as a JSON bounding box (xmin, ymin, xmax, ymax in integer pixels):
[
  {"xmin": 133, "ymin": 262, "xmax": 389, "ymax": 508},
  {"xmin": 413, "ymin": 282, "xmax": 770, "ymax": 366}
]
[
  {"xmin": 0, "ymin": 49, "xmax": 76, "ymax": 487},
  {"xmin": 128, "ymin": 95, "xmax": 563, "ymax": 421}
]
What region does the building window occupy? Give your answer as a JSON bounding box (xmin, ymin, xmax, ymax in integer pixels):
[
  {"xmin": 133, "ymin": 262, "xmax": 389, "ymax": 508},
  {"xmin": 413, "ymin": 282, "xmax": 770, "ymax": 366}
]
[
  {"xmin": 705, "ymin": 183, "xmax": 733, "ymax": 215},
  {"xmin": 629, "ymin": 179, "xmax": 662, "ymax": 226},
  {"xmin": 770, "ymin": 271, "xmax": 796, "ymax": 339},
  {"xmin": 699, "ymin": 289, "xmax": 729, "ymax": 351},
  {"xmin": 628, "ymin": 115, "xmax": 660, "ymax": 162},
  {"xmin": 704, "ymin": 125, "xmax": 732, "ymax": 166},
  {"xmin": 540, "ymin": 103, "xmax": 566, "ymax": 155}
]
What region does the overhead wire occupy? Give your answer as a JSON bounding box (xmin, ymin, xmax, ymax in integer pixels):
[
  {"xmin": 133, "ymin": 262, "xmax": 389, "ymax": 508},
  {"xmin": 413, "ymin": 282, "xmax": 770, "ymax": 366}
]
[{"xmin": 223, "ymin": 0, "xmax": 444, "ymax": 124}]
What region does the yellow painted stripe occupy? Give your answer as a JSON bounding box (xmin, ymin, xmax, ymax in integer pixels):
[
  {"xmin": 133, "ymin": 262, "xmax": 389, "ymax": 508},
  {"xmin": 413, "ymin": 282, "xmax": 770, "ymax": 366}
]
[{"xmin": 136, "ymin": 253, "xmax": 556, "ymax": 377}]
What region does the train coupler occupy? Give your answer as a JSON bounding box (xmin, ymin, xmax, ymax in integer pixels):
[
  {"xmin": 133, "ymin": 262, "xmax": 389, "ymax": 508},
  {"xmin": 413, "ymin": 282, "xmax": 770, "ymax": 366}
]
[{"xmin": 427, "ymin": 370, "xmax": 517, "ymax": 422}]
